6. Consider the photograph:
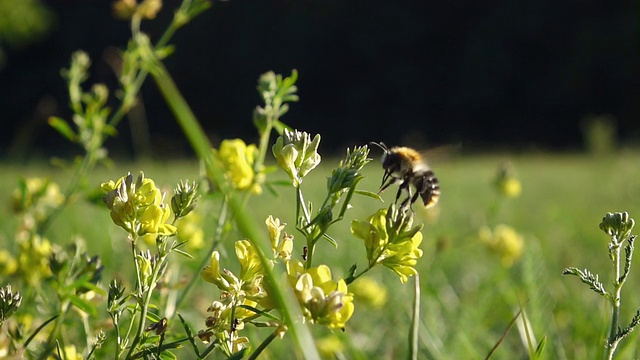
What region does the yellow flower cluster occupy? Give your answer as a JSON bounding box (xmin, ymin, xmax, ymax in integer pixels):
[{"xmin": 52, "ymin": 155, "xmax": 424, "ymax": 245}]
[
  {"xmin": 349, "ymin": 276, "xmax": 388, "ymax": 309},
  {"xmin": 286, "ymin": 260, "xmax": 355, "ymax": 330},
  {"xmin": 200, "ymin": 241, "xmax": 269, "ymax": 306},
  {"xmin": 351, "ymin": 207, "xmax": 424, "ymax": 283},
  {"xmin": 479, "ymin": 224, "xmax": 524, "ymax": 267},
  {"xmin": 200, "ymin": 215, "xmax": 355, "ymax": 349},
  {"xmin": 272, "ymin": 129, "xmax": 321, "ymax": 186},
  {"xmin": 1, "ymin": 233, "xmax": 53, "ymax": 285},
  {"xmin": 12, "ymin": 177, "xmax": 65, "ymax": 225},
  {"xmin": 212, "ymin": 139, "xmax": 264, "ymax": 194},
  {"xmin": 101, "ymin": 172, "xmax": 176, "ymax": 241},
  {"xmin": 175, "ymin": 212, "xmax": 204, "ymax": 250}
]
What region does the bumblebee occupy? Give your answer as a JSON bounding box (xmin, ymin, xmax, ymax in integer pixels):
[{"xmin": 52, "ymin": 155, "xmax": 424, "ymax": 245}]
[{"xmin": 371, "ymin": 142, "xmax": 440, "ymax": 209}]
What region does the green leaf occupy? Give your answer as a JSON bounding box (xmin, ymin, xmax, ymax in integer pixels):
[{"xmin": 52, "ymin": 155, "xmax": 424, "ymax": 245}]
[
  {"xmin": 346, "ymin": 264, "xmax": 357, "ymax": 282},
  {"xmin": 178, "ymin": 314, "xmax": 201, "ymax": 358},
  {"xmin": 534, "ymin": 336, "xmax": 547, "ymax": 359},
  {"xmin": 238, "ymin": 304, "xmax": 279, "ymax": 320},
  {"xmin": 160, "ymin": 351, "xmax": 178, "ymax": 360},
  {"xmin": 228, "ymin": 349, "xmax": 248, "ymax": 360},
  {"xmin": 48, "ymin": 116, "xmax": 77, "ymax": 141},
  {"xmin": 273, "ymin": 119, "xmax": 290, "ymax": 135},
  {"xmin": 354, "ymin": 189, "xmax": 383, "ymax": 201},
  {"xmin": 68, "ymin": 294, "xmax": 97, "ymax": 317},
  {"xmin": 155, "ymin": 45, "xmax": 176, "ymax": 60},
  {"xmin": 268, "ymin": 180, "xmax": 294, "ymax": 187},
  {"xmin": 173, "ymin": 248, "xmax": 194, "ymax": 259},
  {"xmin": 562, "ymin": 267, "xmax": 608, "ymax": 297},
  {"xmin": 322, "ymin": 233, "xmax": 338, "ymax": 248},
  {"xmin": 146, "ymin": 311, "xmax": 161, "ymax": 323},
  {"xmin": 264, "ymin": 182, "xmax": 280, "ymax": 197},
  {"xmin": 103, "ymin": 124, "xmax": 118, "ymax": 137}
]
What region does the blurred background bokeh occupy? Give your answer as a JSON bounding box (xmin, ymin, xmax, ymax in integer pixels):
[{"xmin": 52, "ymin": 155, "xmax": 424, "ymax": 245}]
[{"xmin": 0, "ymin": 0, "xmax": 637, "ymax": 159}]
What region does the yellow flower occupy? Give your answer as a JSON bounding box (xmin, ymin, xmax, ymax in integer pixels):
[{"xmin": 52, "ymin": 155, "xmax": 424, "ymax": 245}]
[
  {"xmin": 380, "ymin": 232, "xmax": 423, "ymax": 284},
  {"xmin": 213, "ymin": 139, "xmax": 263, "ymax": 194},
  {"xmin": 113, "ymin": 0, "xmax": 162, "ymax": 20},
  {"xmin": 0, "ymin": 250, "xmax": 17, "ymax": 276},
  {"xmin": 266, "ymin": 215, "xmax": 285, "ymax": 252},
  {"xmin": 235, "ymin": 240, "xmax": 264, "ymax": 283},
  {"xmin": 494, "ymin": 162, "xmax": 521, "ymax": 198},
  {"xmin": 265, "ymin": 216, "xmax": 293, "ymax": 259},
  {"xmin": 288, "ymin": 262, "xmax": 354, "ymax": 329},
  {"xmin": 201, "ymin": 251, "xmax": 232, "ymax": 291},
  {"xmin": 201, "ymin": 242, "xmax": 269, "ymax": 302},
  {"xmin": 479, "ymin": 224, "xmax": 524, "ymax": 267},
  {"xmin": 12, "ymin": 177, "xmax": 65, "ymax": 223},
  {"xmin": 139, "ymin": 204, "xmax": 176, "ymax": 237},
  {"xmin": 497, "ymin": 177, "xmax": 522, "ymax": 198},
  {"xmin": 16, "ymin": 234, "xmax": 52, "ymax": 285},
  {"xmin": 316, "ymin": 335, "xmax": 345, "ymax": 359},
  {"xmin": 176, "ymin": 212, "xmax": 204, "ymax": 250},
  {"xmin": 48, "ymin": 345, "xmax": 83, "ymax": 360},
  {"xmin": 349, "ymin": 277, "xmax": 387, "ymax": 309},
  {"xmin": 102, "ymin": 172, "xmax": 176, "ymax": 239},
  {"xmin": 272, "ymin": 129, "xmax": 321, "ymax": 186},
  {"xmin": 351, "ymin": 206, "xmax": 424, "ymax": 283}
]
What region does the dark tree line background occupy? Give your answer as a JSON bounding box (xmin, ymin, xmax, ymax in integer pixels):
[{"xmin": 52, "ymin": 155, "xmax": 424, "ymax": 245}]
[{"xmin": 0, "ymin": 0, "xmax": 637, "ymax": 159}]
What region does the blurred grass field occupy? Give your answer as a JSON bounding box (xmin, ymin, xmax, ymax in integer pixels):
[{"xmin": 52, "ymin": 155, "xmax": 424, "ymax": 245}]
[{"xmin": 1, "ymin": 150, "xmax": 640, "ymax": 359}]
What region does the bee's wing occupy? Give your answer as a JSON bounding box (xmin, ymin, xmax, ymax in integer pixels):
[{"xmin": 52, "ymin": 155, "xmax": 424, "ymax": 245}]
[{"xmin": 419, "ymin": 143, "xmax": 462, "ymax": 163}]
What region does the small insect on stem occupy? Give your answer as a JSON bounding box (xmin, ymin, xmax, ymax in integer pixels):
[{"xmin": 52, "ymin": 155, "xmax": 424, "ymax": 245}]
[{"xmin": 369, "ymin": 141, "xmax": 440, "ymax": 211}]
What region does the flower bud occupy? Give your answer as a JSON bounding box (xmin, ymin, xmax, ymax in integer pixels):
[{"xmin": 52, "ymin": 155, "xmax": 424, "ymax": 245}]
[
  {"xmin": 600, "ymin": 212, "xmax": 635, "ymax": 242},
  {"xmin": 0, "ymin": 284, "xmax": 22, "ymax": 326},
  {"xmin": 201, "ymin": 251, "xmax": 231, "ymax": 291},
  {"xmin": 171, "ymin": 180, "xmax": 199, "ymax": 219},
  {"xmin": 272, "ymin": 129, "xmax": 321, "ymax": 186}
]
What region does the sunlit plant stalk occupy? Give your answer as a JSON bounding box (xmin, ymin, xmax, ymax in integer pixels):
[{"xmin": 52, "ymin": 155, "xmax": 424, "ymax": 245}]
[
  {"xmin": 564, "ymin": 212, "xmax": 640, "ymax": 360},
  {"xmin": 142, "ymin": 44, "xmax": 320, "ymax": 359},
  {"xmin": 42, "ymin": 0, "xmax": 212, "ymax": 237}
]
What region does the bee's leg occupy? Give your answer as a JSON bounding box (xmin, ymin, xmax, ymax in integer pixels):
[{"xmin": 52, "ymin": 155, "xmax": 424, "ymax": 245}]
[
  {"xmin": 393, "ymin": 186, "xmax": 401, "ymax": 203},
  {"xmin": 410, "ymin": 189, "xmax": 421, "ymax": 206},
  {"xmin": 396, "ymin": 179, "xmax": 413, "ymax": 208},
  {"xmin": 400, "ymin": 194, "xmax": 413, "ymax": 211},
  {"xmin": 379, "ymin": 171, "xmax": 398, "ymax": 193}
]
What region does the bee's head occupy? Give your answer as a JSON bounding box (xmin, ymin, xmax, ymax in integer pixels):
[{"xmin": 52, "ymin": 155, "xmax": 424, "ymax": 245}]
[{"xmin": 370, "ymin": 141, "xmax": 398, "ymax": 171}]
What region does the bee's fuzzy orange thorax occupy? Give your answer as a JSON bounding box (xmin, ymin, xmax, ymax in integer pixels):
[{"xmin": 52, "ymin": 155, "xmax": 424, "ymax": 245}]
[{"xmin": 391, "ymin": 147, "xmax": 422, "ymax": 162}]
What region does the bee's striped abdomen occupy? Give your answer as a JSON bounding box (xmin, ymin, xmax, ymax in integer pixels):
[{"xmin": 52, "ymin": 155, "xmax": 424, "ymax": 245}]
[{"xmin": 415, "ymin": 169, "xmax": 440, "ymax": 208}]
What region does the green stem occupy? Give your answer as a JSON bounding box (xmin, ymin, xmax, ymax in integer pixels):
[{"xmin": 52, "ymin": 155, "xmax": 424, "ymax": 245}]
[
  {"xmin": 346, "ymin": 263, "xmax": 373, "ymax": 285},
  {"xmin": 37, "ymin": 153, "xmax": 95, "ymax": 235},
  {"xmin": 38, "ymin": 299, "xmax": 71, "ymax": 360},
  {"xmin": 408, "ymin": 274, "xmax": 420, "ymax": 360},
  {"xmin": 296, "ymin": 186, "xmax": 311, "ymax": 226},
  {"xmin": 305, "ymin": 239, "xmax": 316, "ymax": 270},
  {"xmin": 173, "ymin": 197, "xmax": 229, "ymax": 317},
  {"xmin": 112, "ymin": 313, "xmax": 121, "ymax": 360},
  {"xmin": 606, "ymin": 244, "xmax": 623, "ymax": 360},
  {"xmin": 248, "ymin": 330, "xmax": 278, "ymax": 360},
  {"xmin": 255, "ymin": 115, "xmax": 274, "ymax": 174},
  {"xmin": 108, "ymin": 2, "xmax": 191, "ymax": 131},
  {"xmin": 23, "ymin": 315, "xmax": 58, "ymax": 349},
  {"xmin": 126, "ymin": 254, "xmax": 168, "ymax": 359}
]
